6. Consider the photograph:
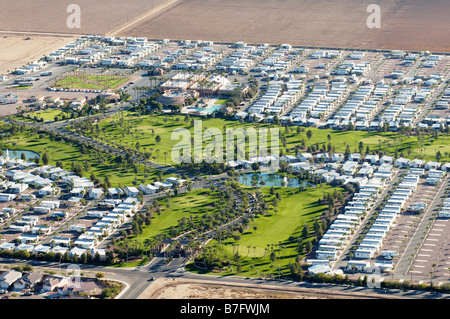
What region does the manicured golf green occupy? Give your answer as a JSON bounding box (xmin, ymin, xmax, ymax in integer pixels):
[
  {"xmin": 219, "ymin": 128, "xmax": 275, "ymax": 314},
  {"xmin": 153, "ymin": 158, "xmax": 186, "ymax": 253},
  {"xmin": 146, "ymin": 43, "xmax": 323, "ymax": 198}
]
[
  {"xmin": 76, "ymin": 112, "xmax": 268, "ymax": 165},
  {"xmin": 125, "ymin": 189, "xmax": 215, "ymax": 244},
  {"xmin": 1, "ymin": 129, "xmax": 168, "ymax": 187},
  {"xmin": 188, "ymin": 184, "xmax": 340, "ymax": 277},
  {"xmin": 83, "ymin": 111, "xmax": 450, "ymax": 164}
]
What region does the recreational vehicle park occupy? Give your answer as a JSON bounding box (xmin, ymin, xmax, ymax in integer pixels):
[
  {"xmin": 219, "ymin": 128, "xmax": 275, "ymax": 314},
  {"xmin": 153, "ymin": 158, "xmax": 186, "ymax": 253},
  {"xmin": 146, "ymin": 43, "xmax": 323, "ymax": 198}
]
[{"xmin": 0, "ymin": 33, "xmax": 450, "ymax": 299}]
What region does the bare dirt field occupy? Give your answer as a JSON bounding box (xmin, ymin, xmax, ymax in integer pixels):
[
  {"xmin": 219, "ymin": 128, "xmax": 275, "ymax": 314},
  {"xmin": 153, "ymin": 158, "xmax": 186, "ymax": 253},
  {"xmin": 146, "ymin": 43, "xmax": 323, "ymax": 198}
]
[
  {"xmin": 0, "ymin": 35, "xmax": 76, "ymax": 75},
  {"xmin": 0, "ymin": 1, "xmax": 448, "ymax": 52},
  {"xmin": 0, "ymin": 0, "xmax": 168, "ymax": 35},
  {"xmin": 137, "ymin": 278, "xmax": 401, "ymax": 299},
  {"xmin": 121, "ymin": 0, "xmax": 450, "ymax": 52}
]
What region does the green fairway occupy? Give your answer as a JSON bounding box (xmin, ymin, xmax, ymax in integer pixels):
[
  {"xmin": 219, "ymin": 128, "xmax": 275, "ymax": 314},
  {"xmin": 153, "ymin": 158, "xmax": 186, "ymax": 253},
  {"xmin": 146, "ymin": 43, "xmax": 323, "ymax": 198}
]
[
  {"xmin": 187, "ymin": 184, "xmax": 340, "ymax": 278},
  {"xmin": 79, "ymin": 111, "xmax": 450, "ymax": 165},
  {"xmin": 72, "ymin": 112, "xmax": 266, "ymax": 165},
  {"xmin": 125, "ymin": 189, "xmax": 214, "ymax": 244},
  {"xmin": 2, "ymin": 129, "xmax": 169, "ymax": 187}
]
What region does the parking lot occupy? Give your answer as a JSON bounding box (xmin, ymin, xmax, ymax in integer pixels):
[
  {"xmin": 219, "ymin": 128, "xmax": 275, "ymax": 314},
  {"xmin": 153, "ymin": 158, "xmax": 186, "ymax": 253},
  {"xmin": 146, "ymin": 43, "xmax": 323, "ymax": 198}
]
[{"xmin": 407, "ymin": 218, "xmax": 450, "ymax": 280}]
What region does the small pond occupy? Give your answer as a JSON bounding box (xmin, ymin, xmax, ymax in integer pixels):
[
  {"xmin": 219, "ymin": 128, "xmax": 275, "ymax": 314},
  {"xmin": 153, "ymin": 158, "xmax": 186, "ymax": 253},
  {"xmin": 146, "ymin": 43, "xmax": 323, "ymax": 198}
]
[{"xmin": 2, "ymin": 149, "xmax": 40, "ymax": 160}]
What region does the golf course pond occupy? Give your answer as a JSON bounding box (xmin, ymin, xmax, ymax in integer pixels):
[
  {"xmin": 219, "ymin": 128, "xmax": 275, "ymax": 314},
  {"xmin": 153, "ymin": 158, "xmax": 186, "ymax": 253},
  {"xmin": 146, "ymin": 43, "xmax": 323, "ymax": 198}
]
[{"xmin": 2, "ymin": 149, "xmax": 40, "ymax": 160}]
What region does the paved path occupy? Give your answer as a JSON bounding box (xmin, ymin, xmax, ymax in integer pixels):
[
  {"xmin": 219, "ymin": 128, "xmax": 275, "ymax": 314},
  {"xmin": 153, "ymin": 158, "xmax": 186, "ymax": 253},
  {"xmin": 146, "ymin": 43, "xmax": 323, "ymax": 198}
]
[
  {"xmin": 106, "ymin": 0, "xmax": 181, "ymax": 37},
  {"xmin": 2, "ymin": 257, "xmax": 449, "ymax": 299}
]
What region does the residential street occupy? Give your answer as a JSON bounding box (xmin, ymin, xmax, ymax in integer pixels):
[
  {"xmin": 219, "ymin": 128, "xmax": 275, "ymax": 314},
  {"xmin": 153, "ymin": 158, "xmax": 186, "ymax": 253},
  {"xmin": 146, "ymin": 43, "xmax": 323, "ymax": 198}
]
[{"xmin": 1, "ymin": 255, "xmax": 449, "ymax": 299}]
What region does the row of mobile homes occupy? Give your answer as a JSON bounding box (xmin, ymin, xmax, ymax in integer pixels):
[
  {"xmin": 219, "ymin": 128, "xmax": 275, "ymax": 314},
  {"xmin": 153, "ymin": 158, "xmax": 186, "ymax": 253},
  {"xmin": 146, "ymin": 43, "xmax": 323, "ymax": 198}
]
[
  {"xmin": 315, "ymin": 175, "xmax": 387, "ymax": 261},
  {"xmin": 438, "ymin": 198, "xmax": 450, "ymax": 218},
  {"xmin": 353, "ymin": 169, "xmax": 420, "ymax": 259}
]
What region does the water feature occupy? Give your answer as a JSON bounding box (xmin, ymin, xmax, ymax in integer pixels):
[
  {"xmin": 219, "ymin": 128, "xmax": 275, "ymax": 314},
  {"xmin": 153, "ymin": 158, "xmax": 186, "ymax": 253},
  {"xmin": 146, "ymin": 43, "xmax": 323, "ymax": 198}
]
[
  {"xmin": 2, "ymin": 149, "xmax": 40, "ymax": 160},
  {"xmin": 188, "ymin": 103, "xmax": 223, "ymax": 113},
  {"xmin": 237, "ymin": 173, "xmax": 315, "ymax": 188}
]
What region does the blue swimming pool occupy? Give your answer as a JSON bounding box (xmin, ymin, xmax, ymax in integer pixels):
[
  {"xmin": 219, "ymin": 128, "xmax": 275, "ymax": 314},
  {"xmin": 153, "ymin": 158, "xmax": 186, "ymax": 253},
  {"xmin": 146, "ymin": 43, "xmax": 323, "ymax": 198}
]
[{"xmin": 188, "ymin": 104, "xmax": 223, "ymax": 113}]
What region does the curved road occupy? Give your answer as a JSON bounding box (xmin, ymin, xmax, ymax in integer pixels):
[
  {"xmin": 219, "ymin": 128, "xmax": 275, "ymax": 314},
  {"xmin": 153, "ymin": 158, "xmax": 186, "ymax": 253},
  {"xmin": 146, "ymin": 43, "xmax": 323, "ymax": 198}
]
[{"xmin": 1, "ymin": 255, "xmax": 449, "ymax": 300}]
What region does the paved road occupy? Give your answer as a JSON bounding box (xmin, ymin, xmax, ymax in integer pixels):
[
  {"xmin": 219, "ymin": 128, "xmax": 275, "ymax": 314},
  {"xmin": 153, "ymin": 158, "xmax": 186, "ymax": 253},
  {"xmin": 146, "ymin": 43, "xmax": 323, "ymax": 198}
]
[{"xmin": 2, "ymin": 256, "xmax": 449, "ymax": 299}]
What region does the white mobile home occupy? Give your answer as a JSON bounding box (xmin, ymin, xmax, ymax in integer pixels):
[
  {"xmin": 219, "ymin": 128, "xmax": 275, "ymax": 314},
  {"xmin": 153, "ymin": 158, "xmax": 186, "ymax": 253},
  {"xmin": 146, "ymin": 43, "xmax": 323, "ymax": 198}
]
[
  {"xmin": 69, "ymin": 224, "xmax": 87, "ymax": 232},
  {"xmin": 32, "ymin": 225, "xmax": 52, "ymax": 235},
  {"xmin": 315, "ymin": 250, "xmax": 338, "ymax": 261},
  {"xmin": 123, "ymin": 186, "xmax": 140, "ymax": 197},
  {"xmin": 86, "ymin": 211, "xmax": 104, "ymax": 218},
  {"xmin": 346, "ymin": 260, "xmax": 371, "ymax": 273},
  {"xmin": 138, "ymin": 184, "xmax": 159, "ymax": 195},
  {"xmin": 17, "ymin": 234, "xmax": 40, "ymax": 244},
  {"xmin": 40, "ymin": 200, "xmax": 60, "ymax": 209},
  {"xmin": 50, "ymin": 211, "xmax": 68, "ymax": 219},
  {"xmin": 354, "ymin": 248, "xmax": 375, "ymax": 259},
  {"xmin": 38, "ymin": 185, "xmax": 55, "ymax": 196},
  {"xmin": 9, "ymin": 225, "xmax": 30, "ymax": 232},
  {"xmin": 88, "ymin": 188, "xmax": 104, "ymax": 200},
  {"xmin": 51, "ymin": 237, "xmax": 72, "ymax": 247},
  {"xmin": 0, "ymin": 193, "xmax": 16, "ymax": 202},
  {"xmin": 34, "ymin": 206, "xmax": 52, "ymax": 214},
  {"xmin": 381, "ymin": 250, "xmax": 398, "ymax": 259}
]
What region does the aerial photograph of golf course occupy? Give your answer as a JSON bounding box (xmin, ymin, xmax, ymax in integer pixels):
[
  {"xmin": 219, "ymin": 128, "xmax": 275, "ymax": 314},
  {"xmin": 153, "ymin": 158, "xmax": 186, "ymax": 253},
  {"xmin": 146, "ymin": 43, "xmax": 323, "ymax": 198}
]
[{"xmin": 0, "ymin": 0, "xmax": 450, "ymax": 309}]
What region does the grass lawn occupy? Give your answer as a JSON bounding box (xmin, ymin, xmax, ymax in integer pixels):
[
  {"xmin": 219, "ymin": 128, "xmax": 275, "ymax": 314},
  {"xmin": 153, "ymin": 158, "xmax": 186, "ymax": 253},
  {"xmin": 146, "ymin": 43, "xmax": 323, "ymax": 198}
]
[
  {"xmin": 214, "ymin": 98, "xmax": 229, "ymax": 105},
  {"xmin": 186, "ymin": 184, "xmax": 340, "ymax": 278},
  {"xmin": 7, "ymin": 85, "xmax": 32, "ymax": 90},
  {"xmin": 1, "ymin": 129, "xmax": 169, "ymax": 187},
  {"xmin": 111, "ymin": 188, "xmax": 218, "ymax": 268},
  {"xmin": 55, "ymin": 75, "xmax": 104, "ymax": 90},
  {"xmin": 83, "ymin": 111, "xmax": 450, "ymax": 165},
  {"xmin": 284, "ymin": 127, "xmax": 450, "ymax": 162},
  {"xmin": 110, "ymin": 256, "xmax": 150, "ymax": 268},
  {"xmin": 25, "ymin": 109, "xmax": 71, "ymax": 122},
  {"xmin": 120, "ymin": 189, "xmax": 215, "ymax": 245},
  {"xmin": 75, "ymin": 112, "xmax": 259, "ymax": 165},
  {"xmin": 54, "ymin": 73, "xmax": 130, "ymax": 90}
]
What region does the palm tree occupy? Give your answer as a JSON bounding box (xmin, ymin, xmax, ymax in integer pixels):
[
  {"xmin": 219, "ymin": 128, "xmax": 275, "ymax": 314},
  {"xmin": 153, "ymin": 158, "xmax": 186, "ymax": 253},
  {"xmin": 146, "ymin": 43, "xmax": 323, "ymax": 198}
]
[
  {"xmin": 263, "ymin": 244, "xmax": 269, "ymax": 260},
  {"xmin": 432, "ymin": 262, "xmax": 437, "ymax": 280}
]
